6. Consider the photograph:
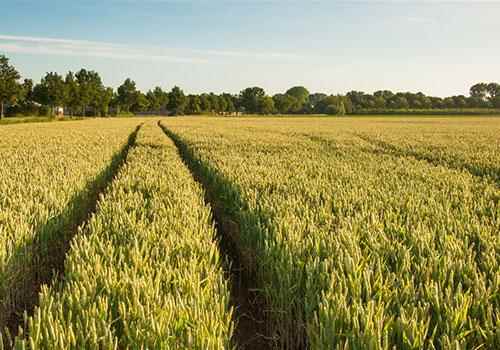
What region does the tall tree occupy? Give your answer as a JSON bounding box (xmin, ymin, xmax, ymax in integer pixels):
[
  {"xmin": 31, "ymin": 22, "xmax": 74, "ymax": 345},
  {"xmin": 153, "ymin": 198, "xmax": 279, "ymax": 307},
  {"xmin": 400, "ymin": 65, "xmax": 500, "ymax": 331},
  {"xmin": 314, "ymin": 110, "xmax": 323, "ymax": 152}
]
[
  {"xmin": 259, "ymin": 96, "xmax": 276, "ymax": 114},
  {"xmin": 19, "ymin": 78, "xmax": 37, "ymax": 115},
  {"xmin": 273, "ymin": 93, "xmax": 298, "ymax": 114},
  {"xmin": 97, "ymin": 87, "xmax": 114, "ymax": 116},
  {"xmin": 185, "ymin": 95, "xmax": 202, "ymax": 115},
  {"xmin": 146, "ymin": 86, "xmax": 169, "ymax": 113},
  {"xmin": 21, "ymin": 79, "xmax": 34, "ymax": 101},
  {"xmin": 199, "ymin": 93, "xmax": 211, "ymax": 112},
  {"xmin": 314, "ymin": 95, "xmax": 340, "ymax": 114},
  {"xmin": 64, "ymin": 72, "xmax": 80, "ymax": 116},
  {"xmin": 285, "ymin": 86, "xmax": 309, "ymax": 112},
  {"xmin": 208, "ymin": 93, "xmax": 221, "ymax": 112},
  {"xmin": 131, "ymin": 92, "xmax": 149, "ymax": 113},
  {"xmin": 117, "ymin": 78, "xmax": 138, "ymax": 113},
  {"xmin": 239, "ymin": 87, "xmax": 266, "ymax": 113},
  {"xmin": 221, "ymin": 93, "xmax": 236, "ymax": 112},
  {"xmin": 346, "ymin": 91, "xmax": 367, "ymax": 111},
  {"xmin": 470, "ymin": 83, "xmax": 488, "ymax": 101},
  {"xmin": 309, "ymin": 93, "xmax": 327, "ymax": 108},
  {"xmin": 76, "ymin": 69, "xmax": 104, "ymax": 115},
  {"xmin": 167, "ymin": 86, "xmax": 187, "ymax": 115},
  {"xmin": 486, "ymin": 83, "xmax": 500, "ymax": 100},
  {"xmin": 34, "ymin": 72, "xmax": 66, "ymax": 115},
  {"xmin": 0, "ymin": 55, "xmax": 21, "ymax": 119}
]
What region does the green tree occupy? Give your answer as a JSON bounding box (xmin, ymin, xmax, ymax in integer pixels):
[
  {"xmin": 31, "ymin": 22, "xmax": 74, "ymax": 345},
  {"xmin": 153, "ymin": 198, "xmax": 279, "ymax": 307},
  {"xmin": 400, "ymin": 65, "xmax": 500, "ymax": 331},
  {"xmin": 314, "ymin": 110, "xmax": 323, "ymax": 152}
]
[
  {"xmin": 117, "ymin": 78, "xmax": 138, "ymax": 113},
  {"xmin": 217, "ymin": 94, "xmax": 228, "ymax": 113},
  {"xmin": 146, "ymin": 86, "xmax": 169, "ymax": 113},
  {"xmin": 199, "ymin": 93, "xmax": 211, "ymax": 112},
  {"xmin": 470, "ymin": 83, "xmax": 488, "ymax": 101},
  {"xmin": 97, "ymin": 87, "xmax": 114, "ymax": 116},
  {"xmin": 21, "ymin": 79, "xmax": 33, "ymax": 101},
  {"xmin": 486, "ymin": 83, "xmax": 500, "ymax": 101},
  {"xmin": 314, "ymin": 95, "xmax": 337, "ymax": 114},
  {"xmin": 131, "ymin": 92, "xmax": 149, "ymax": 113},
  {"xmin": 373, "ymin": 96, "xmax": 386, "ymax": 108},
  {"xmin": 239, "ymin": 87, "xmax": 266, "ymax": 113},
  {"xmin": 309, "ymin": 93, "xmax": 327, "ymax": 109},
  {"xmin": 76, "ymin": 69, "xmax": 104, "ymax": 115},
  {"xmin": 19, "ymin": 78, "xmax": 37, "ymax": 115},
  {"xmin": 167, "ymin": 86, "xmax": 187, "ymax": 115},
  {"xmin": 223, "ymin": 93, "xmax": 236, "ymax": 112},
  {"xmin": 443, "ymin": 97, "xmax": 456, "ymax": 108},
  {"xmin": 208, "ymin": 93, "xmax": 221, "ymax": 113},
  {"xmin": 259, "ymin": 96, "xmax": 276, "ymax": 114},
  {"xmin": 492, "ymin": 96, "xmax": 500, "ymax": 108},
  {"xmin": 34, "ymin": 72, "xmax": 66, "ymax": 115},
  {"xmin": 389, "ymin": 95, "xmax": 410, "ymax": 109},
  {"xmin": 454, "ymin": 95, "xmax": 468, "ymax": 108},
  {"xmin": 374, "ymin": 90, "xmax": 394, "ymax": 101},
  {"xmin": 325, "ymin": 104, "xmax": 339, "ymax": 115},
  {"xmin": 285, "ymin": 86, "xmax": 309, "ymax": 112},
  {"xmin": 185, "ymin": 95, "xmax": 202, "ymax": 115},
  {"xmin": 64, "ymin": 72, "xmax": 80, "ymax": 116},
  {"xmin": 273, "ymin": 93, "xmax": 298, "ymax": 114},
  {"xmin": 0, "ymin": 55, "xmax": 21, "ymax": 118},
  {"xmin": 430, "ymin": 97, "xmax": 444, "ymax": 109},
  {"xmin": 346, "ymin": 91, "xmax": 367, "ymax": 111}
]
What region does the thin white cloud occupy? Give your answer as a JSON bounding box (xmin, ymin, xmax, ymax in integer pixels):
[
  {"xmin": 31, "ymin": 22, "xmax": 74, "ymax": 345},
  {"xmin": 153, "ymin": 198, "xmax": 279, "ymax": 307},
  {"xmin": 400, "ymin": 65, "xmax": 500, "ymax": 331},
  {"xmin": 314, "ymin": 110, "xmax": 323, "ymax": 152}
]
[
  {"xmin": 0, "ymin": 35, "xmax": 210, "ymax": 64},
  {"xmin": 406, "ymin": 17, "xmax": 433, "ymax": 23},
  {"xmin": 0, "ymin": 34, "xmax": 307, "ymax": 63}
]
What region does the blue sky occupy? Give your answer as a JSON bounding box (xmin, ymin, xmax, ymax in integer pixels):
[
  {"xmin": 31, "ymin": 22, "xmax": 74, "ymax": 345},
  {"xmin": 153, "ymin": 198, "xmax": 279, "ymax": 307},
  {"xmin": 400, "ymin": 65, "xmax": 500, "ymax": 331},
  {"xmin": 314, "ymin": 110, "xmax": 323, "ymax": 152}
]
[{"xmin": 1, "ymin": 1, "xmax": 498, "ymax": 96}]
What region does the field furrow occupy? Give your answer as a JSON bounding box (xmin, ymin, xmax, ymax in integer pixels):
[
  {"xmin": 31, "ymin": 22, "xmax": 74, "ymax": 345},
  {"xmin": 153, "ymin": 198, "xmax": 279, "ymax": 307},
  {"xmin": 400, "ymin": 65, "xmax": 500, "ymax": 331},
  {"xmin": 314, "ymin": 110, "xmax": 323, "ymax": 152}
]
[
  {"xmin": 160, "ymin": 123, "xmax": 274, "ymax": 349},
  {"xmin": 355, "ymin": 133, "xmax": 500, "ymax": 186},
  {"xmin": 161, "ymin": 117, "xmax": 499, "ymax": 350},
  {"xmin": 13, "ymin": 122, "xmax": 233, "ymax": 349},
  {"xmin": 0, "ymin": 119, "xmax": 141, "ymax": 339}
]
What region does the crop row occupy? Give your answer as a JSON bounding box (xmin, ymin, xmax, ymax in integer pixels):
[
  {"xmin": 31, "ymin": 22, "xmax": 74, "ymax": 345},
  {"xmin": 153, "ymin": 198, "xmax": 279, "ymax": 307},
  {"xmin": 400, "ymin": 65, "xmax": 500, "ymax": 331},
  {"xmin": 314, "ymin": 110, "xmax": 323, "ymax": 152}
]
[
  {"xmin": 204, "ymin": 116, "xmax": 500, "ymax": 186},
  {"xmin": 354, "ymin": 134, "xmax": 500, "ymax": 186},
  {"xmin": 8, "ymin": 122, "xmax": 233, "ymax": 349},
  {"xmin": 162, "ymin": 117, "xmax": 499, "ymax": 349},
  {"xmin": 0, "ymin": 119, "xmax": 141, "ymax": 336}
]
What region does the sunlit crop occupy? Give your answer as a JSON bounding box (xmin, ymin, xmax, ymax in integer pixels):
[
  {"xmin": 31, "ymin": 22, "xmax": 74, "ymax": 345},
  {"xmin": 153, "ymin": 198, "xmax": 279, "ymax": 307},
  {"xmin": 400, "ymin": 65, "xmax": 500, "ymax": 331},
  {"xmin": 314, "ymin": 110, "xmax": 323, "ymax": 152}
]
[
  {"xmin": 0, "ymin": 119, "xmax": 140, "ymax": 336},
  {"xmin": 12, "ymin": 122, "xmax": 233, "ymax": 349},
  {"xmin": 162, "ymin": 116, "xmax": 500, "ymax": 349},
  {"xmin": 1, "ymin": 116, "xmax": 498, "ymax": 349}
]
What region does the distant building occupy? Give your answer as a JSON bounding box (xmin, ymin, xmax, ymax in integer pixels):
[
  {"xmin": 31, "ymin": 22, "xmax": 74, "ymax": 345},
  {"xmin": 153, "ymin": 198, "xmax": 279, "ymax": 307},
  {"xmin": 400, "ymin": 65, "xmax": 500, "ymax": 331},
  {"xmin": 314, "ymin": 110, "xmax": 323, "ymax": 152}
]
[{"xmin": 55, "ymin": 106, "xmax": 64, "ymax": 117}]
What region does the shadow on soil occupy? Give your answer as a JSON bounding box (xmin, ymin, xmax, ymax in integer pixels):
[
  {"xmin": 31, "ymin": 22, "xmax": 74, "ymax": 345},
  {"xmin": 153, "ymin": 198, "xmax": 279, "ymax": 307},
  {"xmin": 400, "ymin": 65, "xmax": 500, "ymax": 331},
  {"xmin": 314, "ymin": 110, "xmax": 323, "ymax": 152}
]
[{"xmin": 158, "ymin": 122, "xmax": 281, "ymax": 350}]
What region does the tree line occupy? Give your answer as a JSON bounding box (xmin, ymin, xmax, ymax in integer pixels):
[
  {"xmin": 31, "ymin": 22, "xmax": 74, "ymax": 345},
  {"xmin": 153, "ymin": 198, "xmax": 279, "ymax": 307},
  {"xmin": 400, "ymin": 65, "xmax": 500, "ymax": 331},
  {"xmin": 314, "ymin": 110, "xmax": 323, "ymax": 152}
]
[{"xmin": 1, "ymin": 54, "xmax": 499, "ymax": 119}]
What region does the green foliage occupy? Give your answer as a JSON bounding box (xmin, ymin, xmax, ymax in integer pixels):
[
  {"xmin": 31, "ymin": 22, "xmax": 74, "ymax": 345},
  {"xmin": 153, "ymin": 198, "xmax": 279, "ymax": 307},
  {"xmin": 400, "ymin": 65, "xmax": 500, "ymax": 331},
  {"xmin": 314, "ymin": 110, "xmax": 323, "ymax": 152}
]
[
  {"xmin": 167, "ymin": 86, "xmax": 187, "ymax": 115},
  {"xmin": 314, "ymin": 95, "xmax": 349, "ymax": 115},
  {"xmin": 273, "ymin": 93, "xmax": 299, "ymax": 114},
  {"xmin": 0, "ymin": 55, "xmax": 21, "ymax": 118},
  {"xmin": 285, "ymin": 86, "xmax": 310, "ymax": 112},
  {"xmin": 64, "ymin": 72, "xmax": 80, "ymax": 116},
  {"xmin": 131, "ymin": 92, "xmax": 149, "ymax": 113},
  {"xmin": 2, "ymin": 53, "xmax": 500, "ymax": 117},
  {"xmin": 33, "ymin": 72, "xmax": 66, "ymax": 115},
  {"xmin": 117, "ymin": 78, "xmax": 138, "ymax": 113},
  {"xmin": 145, "ymin": 86, "xmax": 169, "ymax": 113},
  {"xmin": 75, "ymin": 69, "xmax": 105, "ymax": 115},
  {"xmin": 186, "ymin": 94, "xmax": 202, "ymax": 114},
  {"xmin": 239, "ymin": 86, "xmax": 267, "ymax": 114}
]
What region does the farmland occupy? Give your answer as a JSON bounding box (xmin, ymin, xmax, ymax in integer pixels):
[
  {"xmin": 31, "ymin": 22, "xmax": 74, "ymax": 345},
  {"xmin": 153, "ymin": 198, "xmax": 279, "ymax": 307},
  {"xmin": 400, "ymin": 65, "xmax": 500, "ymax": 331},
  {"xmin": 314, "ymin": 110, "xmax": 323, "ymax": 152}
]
[
  {"xmin": 0, "ymin": 119, "xmax": 140, "ymax": 335},
  {"xmin": 0, "ymin": 116, "xmax": 499, "ymax": 349}
]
